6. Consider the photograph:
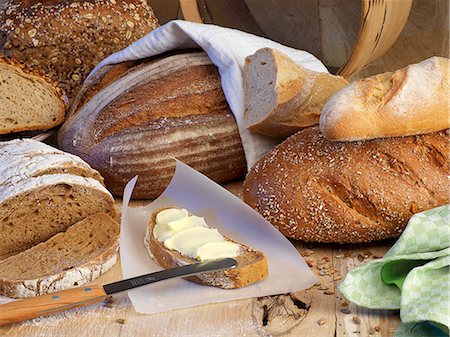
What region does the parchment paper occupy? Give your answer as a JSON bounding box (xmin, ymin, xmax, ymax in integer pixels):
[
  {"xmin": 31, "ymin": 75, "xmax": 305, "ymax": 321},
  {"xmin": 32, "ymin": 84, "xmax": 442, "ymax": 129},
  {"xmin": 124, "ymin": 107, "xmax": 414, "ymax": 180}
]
[{"xmin": 120, "ymin": 161, "xmax": 317, "ymax": 314}]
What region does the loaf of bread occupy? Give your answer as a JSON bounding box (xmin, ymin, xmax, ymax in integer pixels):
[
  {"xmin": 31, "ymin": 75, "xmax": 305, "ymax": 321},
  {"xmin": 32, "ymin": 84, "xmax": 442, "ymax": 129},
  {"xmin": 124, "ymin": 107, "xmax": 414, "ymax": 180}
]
[
  {"xmin": 243, "ymin": 126, "xmax": 449, "ymax": 243},
  {"xmin": 0, "ymin": 213, "xmax": 119, "ymax": 298},
  {"xmin": 145, "ymin": 207, "xmax": 268, "ymax": 288},
  {"xmin": 243, "ymin": 48, "xmax": 348, "ymax": 138},
  {"xmin": 0, "ymin": 56, "xmax": 66, "ymax": 135},
  {"xmin": 320, "ymin": 57, "xmax": 450, "ymax": 141},
  {"xmin": 0, "ymin": 139, "xmax": 116, "ymax": 260},
  {"xmin": 0, "ymin": 0, "xmax": 158, "ymax": 100},
  {"xmin": 59, "ymin": 52, "xmax": 246, "ymax": 199}
]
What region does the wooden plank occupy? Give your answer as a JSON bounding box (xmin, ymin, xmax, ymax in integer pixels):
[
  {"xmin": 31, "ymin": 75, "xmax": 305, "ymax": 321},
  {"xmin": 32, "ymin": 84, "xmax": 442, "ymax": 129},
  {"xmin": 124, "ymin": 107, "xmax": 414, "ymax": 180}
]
[
  {"xmin": 354, "ymin": 0, "xmax": 449, "ymax": 79},
  {"xmin": 319, "ymin": 0, "xmax": 361, "ymax": 68}
]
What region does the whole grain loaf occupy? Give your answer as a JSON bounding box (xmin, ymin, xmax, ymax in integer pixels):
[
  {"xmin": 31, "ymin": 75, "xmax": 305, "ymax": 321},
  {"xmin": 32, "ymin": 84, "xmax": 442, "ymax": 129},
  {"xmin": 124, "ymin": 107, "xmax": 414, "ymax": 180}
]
[
  {"xmin": 243, "ymin": 127, "xmax": 449, "ymax": 243},
  {"xmin": 0, "ymin": 0, "xmax": 158, "ymax": 100}
]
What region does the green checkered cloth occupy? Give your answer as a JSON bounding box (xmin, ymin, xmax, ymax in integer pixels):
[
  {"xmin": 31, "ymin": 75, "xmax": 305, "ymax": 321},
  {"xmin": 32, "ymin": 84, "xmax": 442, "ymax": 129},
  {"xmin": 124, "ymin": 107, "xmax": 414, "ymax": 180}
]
[{"xmin": 339, "ymin": 205, "xmax": 450, "ymax": 337}]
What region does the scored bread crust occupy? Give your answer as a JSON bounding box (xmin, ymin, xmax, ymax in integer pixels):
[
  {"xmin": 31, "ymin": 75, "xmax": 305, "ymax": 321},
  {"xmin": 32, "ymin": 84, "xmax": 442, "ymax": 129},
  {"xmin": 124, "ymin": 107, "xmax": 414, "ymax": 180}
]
[
  {"xmin": 319, "ymin": 56, "xmax": 450, "ymax": 141},
  {"xmin": 59, "ymin": 52, "xmax": 246, "ymax": 199},
  {"xmin": 243, "ymin": 126, "xmax": 449, "ymax": 243},
  {"xmin": 0, "ymin": 56, "xmax": 66, "ymax": 134},
  {"xmin": 0, "ymin": 213, "xmax": 119, "ymax": 298},
  {"xmin": 145, "ymin": 207, "xmax": 268, "ymax": 289}
]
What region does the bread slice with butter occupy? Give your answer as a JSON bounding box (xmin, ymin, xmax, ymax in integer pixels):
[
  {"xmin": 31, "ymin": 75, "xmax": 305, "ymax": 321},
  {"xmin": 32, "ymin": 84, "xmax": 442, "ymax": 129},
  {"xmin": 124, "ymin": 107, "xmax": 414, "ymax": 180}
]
[{"xmin": 145, "ymin": 207, "xmax": 268, "ymax": 288}]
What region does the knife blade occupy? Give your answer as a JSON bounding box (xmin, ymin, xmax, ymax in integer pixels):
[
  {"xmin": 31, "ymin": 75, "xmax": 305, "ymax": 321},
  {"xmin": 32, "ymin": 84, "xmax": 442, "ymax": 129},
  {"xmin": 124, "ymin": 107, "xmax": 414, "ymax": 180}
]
[{"xmin": 0, "ymin": 258, "xmax": 237, "ymax": 326}]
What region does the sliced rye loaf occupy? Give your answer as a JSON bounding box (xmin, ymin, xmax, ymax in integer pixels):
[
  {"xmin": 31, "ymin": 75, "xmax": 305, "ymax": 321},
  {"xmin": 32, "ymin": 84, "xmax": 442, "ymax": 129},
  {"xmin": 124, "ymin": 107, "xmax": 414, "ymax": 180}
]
[
  {"xmin": 145, "ymin": 207, "xmax": 268, "ymax": 289},
  {"xmin": 0, "ymin": 139, "xmax": 116, "ymax": 260},
  {"xmin": 0, "ymin": 139, "xmax": 104, "ymax": 185},
  {"xmin": 0, "ymin": 56, "xmax": 66, "ymax": 135},
  {"xmin": 0, "ymin": 213, "xmax": 119, "ymax": 298}
]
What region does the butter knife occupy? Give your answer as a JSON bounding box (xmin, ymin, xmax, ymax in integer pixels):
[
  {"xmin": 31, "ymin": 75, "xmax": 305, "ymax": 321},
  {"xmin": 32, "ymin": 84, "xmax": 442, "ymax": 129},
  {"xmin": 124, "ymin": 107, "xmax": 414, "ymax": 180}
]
[{"xmin": 0, "ymin": 258, "xmax": 237, "ymax": 326}]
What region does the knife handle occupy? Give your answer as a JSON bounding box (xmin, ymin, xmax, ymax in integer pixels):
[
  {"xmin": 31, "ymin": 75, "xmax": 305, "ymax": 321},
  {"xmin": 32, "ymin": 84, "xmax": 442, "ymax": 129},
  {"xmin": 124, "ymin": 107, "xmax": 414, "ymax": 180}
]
[{"xmin": 0, "ymin": 284, "xmax": 107, "ymax": 326}]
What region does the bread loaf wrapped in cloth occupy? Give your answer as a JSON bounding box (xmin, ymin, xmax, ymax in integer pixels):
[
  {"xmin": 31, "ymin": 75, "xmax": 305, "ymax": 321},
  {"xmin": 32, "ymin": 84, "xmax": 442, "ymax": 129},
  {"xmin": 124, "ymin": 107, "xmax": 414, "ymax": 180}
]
[{"xmin": 58, "ymin": 20, "xmax": 329, "ymax": 199}]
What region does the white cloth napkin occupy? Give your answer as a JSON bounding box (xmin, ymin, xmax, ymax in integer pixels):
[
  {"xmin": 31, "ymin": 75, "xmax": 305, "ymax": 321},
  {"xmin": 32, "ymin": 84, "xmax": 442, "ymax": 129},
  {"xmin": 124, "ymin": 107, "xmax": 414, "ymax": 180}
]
[{"xmin": 89, "ymin": 20, "xmax": 328, "ymax": 168}]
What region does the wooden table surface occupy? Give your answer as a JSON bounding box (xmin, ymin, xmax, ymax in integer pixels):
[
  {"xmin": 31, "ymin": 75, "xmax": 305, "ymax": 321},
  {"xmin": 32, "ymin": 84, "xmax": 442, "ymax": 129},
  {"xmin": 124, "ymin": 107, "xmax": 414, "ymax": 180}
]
[{"xmin": 1, "ymin": 181, "xmax": 401, "ymax": 337}]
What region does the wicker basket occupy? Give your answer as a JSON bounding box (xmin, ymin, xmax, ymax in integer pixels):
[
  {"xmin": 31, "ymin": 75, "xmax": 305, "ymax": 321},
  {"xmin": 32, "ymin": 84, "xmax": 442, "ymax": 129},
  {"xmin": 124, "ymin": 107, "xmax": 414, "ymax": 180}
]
[{"xmin": 178, "ymin": 0, "xmax": 412, "ymax": 78}]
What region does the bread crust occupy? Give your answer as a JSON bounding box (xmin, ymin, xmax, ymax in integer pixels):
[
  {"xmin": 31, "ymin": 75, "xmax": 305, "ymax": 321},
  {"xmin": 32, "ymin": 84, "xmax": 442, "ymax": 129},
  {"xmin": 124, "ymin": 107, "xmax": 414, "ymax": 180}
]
[
  {"xmin": 243, "ymin": 126, "xmax": 449, "ymax": 243},
  {"xmin": 320, "ymin": 57, "xmax": 450, "ymax": 141},
  {"xmin": 243, "ymin": 48, "xmax": 348, "ymax": 138},
  {"xmin": 59, "ymin": 52, "xmax": 246, "ymax": 199},
  {"xmin": 145, "ymin": 207, "xmax": 268, "ymax": 289}
]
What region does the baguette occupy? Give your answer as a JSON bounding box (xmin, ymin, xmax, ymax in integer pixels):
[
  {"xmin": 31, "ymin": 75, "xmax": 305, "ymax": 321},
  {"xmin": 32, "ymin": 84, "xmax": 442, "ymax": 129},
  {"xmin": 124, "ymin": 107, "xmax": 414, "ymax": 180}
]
[
  {"xmin": 59, "ymin": 52, "xmax": 246, "ymax": 199},
  {"xmin": 0, "ymin": 139, "xmax": 116, "ymax": 260},
  {"xmin": 0, "ymin": 56, "xmax": 66, "ymax": 135},
  {"xmin": 243, "ymin": 48, "xmax": 348, "ymax": 138},
  {"xmin": 243, "ymin": 126, "xmax": 449, "ymax": 243},
  {"xmin": 0, "ymin": 213, "xmax": 119, "ymax": 298},
  {"xmin": 320, "ymin": 57, "xmax": 450, "ymax": 141},
  {"xmin": 145, "ymin": 207, "xmax": 268, "ymax": 289}
]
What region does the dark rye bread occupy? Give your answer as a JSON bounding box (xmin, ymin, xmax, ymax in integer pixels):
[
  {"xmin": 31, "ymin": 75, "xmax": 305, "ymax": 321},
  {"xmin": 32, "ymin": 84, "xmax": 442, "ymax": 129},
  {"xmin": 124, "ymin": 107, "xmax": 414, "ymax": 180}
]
[
  {"xmin": 0, "ymin": 0, "xmax": 158, "ymax": 100},
  {"xmin": 59, "ymin": 52, "xmax": 246, "ymax": 199},
  {"xmin": 243, "ymin": 127, "xmax": 449, "ymax": 243},
  {"xmin": 0, "ymin": 56, "xmax": 66, "ymax": 135},
  {"xmin": 0, "ymin": 213, "xmax": 119, "ymax": 298},
  {"xmin": 145, "ymin": 207, "xmax": 268, "ymax": 289}
]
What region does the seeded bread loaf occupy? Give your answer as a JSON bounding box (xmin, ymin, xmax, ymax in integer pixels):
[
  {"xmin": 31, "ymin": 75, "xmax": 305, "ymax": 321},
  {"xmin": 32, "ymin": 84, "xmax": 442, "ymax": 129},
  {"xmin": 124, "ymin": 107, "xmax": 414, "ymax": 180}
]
[
  {"xmin": 0, "ymin": 213, "xmax": 119, "ymax": 298},
  {"xmin": 59, "ymin": 52, "xmax": 246, "ymax": 199},
  {"xmin": 0, "ymin": 139, "xmax": 116, "ymax": 260},
  {"xmin": 320, "ymin": 57, "xmax": 450, "ymax": 141},
  {"xmin": 0, "ymin": 56, "xmax": 66, "ymax": 135},
  {"xmin": 243, "ymin": 48, "xmax": 348, "ymax": 138},
  {"xmin": 145, "ymin": 207, "xmax": 268, "ymax": 289},
  {"xmin": 243, "ymin": 127, "xmax": 449, "ymax": 243},
  {"xmin": 0, "ymin": 0, "xmax": 158, "ymax": 100}
]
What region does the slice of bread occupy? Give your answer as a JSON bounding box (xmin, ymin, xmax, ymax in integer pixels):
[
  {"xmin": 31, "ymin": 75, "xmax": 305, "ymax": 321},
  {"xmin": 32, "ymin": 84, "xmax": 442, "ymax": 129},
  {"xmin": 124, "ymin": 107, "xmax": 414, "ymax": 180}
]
[
  {"xmin": 0, "ymin": 139, "xmax": 116, "ymax": 260},
  {"xmin": 0, "ymin": 57, "xmax": 66, "ymax": 135},
  {"xmin": 0, "ymin": 213, "xmax": 119, "ymax": 298},
  {"xmin": 145, "ymin": 207, "xmax": 268, "ymax": 289}
]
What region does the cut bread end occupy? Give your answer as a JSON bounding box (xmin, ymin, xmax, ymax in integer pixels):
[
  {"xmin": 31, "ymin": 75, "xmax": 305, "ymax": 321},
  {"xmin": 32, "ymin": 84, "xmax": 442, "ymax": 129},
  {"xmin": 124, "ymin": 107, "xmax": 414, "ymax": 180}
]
[
  {"xmin": 145, "ymin": 207, "xmax": 268, "ymax": 289},
  {"xmin": 0, "ymin": 57, "xmax": 66, "ymax": 135},
  {"xmin": 0, "ymin": 213, "xmax": 119, "ymax": 298},
  {"xmin": 243, "ymin": 48, "xmax": 348, "ymax": 138}
]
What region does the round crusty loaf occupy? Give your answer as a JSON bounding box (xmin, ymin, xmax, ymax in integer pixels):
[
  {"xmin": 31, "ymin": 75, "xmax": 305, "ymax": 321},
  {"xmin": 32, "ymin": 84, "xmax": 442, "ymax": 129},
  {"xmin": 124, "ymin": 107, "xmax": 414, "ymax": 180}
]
[
  {"xmin": 243, "ymin": 126, "xmax": 449, "ymax": 243},
  {"xmin": 58, "ymin": 52, "xmax": 246, "ymax": 199},
  {"xmin": 319, "ymin": 57, "xmax": 449, "ymax": 141},
  {"xmin": 0, "ymin": 56, "xmax": 66, "ymax": 135},
  {"xmin": 0, "ymin": 139, "xmax": 116, "ymax": 260},
  {"xmin": 0, "ymin": 0, "xmax": 158, "ymax": 100}
]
